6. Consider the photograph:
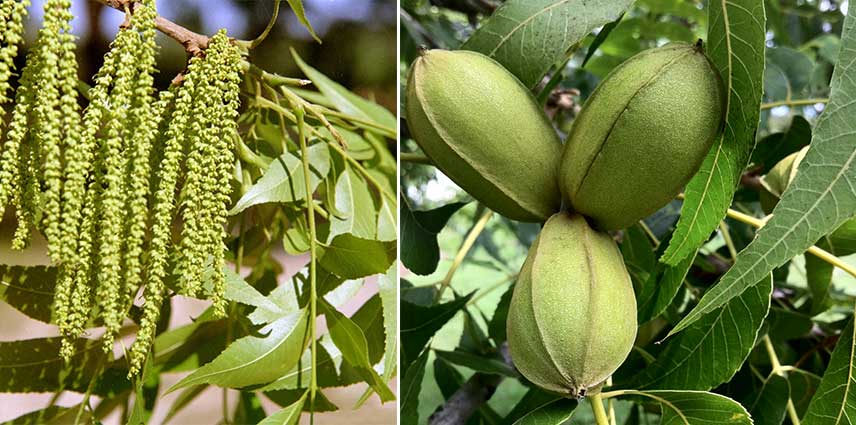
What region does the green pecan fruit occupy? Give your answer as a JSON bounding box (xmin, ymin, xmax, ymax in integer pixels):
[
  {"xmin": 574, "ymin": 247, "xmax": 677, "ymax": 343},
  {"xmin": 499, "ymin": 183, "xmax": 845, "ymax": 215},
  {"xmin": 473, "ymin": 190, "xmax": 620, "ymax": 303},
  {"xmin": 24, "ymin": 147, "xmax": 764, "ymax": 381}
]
[
  {"xmin": 507, "ymin": 212, "xmax": 637, "ymax": 398},
  {"xmin": 406, "ymin": 49, "xmax": 562, "ymax": 222},
  {"xmin": 559, "ymin": 42, "xmax": 725, "ymax": 230}
]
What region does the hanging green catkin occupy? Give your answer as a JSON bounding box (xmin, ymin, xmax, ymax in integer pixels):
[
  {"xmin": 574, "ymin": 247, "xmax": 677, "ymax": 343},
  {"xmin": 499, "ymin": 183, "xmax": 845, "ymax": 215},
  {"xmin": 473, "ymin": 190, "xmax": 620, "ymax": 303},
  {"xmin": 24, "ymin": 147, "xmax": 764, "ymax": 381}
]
[
  {"xmin": 57, "ymin": 25, "xmax": 121, "ymax": 266},
  {"xmin": 0, "ymin": 41, "xmax": 39, "ymax": 221},
  {"xmin": 178, "ymin": 41, "xmax": 218, "ymax": 298},
  {"xmin": 95, "ymin": 25, "xmax": 143, "ymax": 352},
  {"xmin": 52, "ymin": 0, "xmax": 82, "ymax": 257},
  {"xmin": 53, "ymin": 24, "xmax": 125, "ymax": 353},
  {"xmin": 33, "ymin": 0, "xmax": 76, "ymax": 259},
  {"xmin": 178, "ymin": 30, "xmax": 241, "ymax": 311},
  {"xmin": 128, "ymin": 55, "xmax": 203, "ymax": 377},
  {"xmin": 119, "ymin": 0, "xmax": 160, "ymax": 321},
  {"xmin": 209, "ymin": 30, "xmax": 242, "ymax": 316},
  {"xmin": 0, "ymin": 0, "xmax": 28, "ymax": 107}
]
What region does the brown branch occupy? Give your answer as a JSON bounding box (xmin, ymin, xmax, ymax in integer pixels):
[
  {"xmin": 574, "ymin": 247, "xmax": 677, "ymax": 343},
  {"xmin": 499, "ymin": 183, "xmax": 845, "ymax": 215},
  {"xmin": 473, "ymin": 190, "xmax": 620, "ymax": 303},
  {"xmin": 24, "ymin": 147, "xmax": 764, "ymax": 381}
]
[
  {"xmin": 428, "ymin": 343, "xmax": 514, "ymax": 425},
  {"xmin": 97, "ymin": 0, "xmax": 210, "ymax": 55}
]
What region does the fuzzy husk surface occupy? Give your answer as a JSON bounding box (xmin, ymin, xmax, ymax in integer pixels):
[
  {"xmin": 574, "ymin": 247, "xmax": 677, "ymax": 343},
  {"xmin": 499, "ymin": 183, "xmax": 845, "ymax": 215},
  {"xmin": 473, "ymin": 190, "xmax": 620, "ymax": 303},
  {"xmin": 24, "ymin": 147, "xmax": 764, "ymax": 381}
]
[
  {"xmin": 560, "ymin": 42, "xmax": 725, "ymax": 230},
  {"xmin": 507, "ymin": 212, "xmax": 637, "ymax": 398},
  {"xmin": 406, "ymin": 49, "xmax": 563, "ymax": 222}
]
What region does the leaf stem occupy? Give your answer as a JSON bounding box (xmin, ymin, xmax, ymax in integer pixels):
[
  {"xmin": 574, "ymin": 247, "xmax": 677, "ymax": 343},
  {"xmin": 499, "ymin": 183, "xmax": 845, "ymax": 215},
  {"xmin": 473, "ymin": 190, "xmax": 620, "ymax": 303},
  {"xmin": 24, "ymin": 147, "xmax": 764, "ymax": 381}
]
[
  {"xmin": 721, "ymin": 206, "xmax": 856, "ymax": 278},
  {"xmin": 76, "ymin": 350, "xmax": 106, "ymax": 425},
  {"xmin": 763, "ymin": 335, "xmax": 801, "ymax": 425},
  {"xmin": 590, "ymin": 393, "xmax": 610, "ymax": 425},
  {"xmin": 719, "ymin": 221, "xmax": 738, "ymax": 260},
  {"xmin": 400, "ymin": 152, "xmax": 432, "ymax": 164},
  {"xmin": 297, "ymin": 106, "xmax": 319, "ymax": 422},
  {"xmin": 244, "ymin": 0, "xmax": 280, "ymax": 49},
  {"xmin": 435, "ymin": 209, "xmax": 493, "ymax": 302},
  {"xmin": 760, "ymin": 98, "xmax": 829, "ymax": 109}
]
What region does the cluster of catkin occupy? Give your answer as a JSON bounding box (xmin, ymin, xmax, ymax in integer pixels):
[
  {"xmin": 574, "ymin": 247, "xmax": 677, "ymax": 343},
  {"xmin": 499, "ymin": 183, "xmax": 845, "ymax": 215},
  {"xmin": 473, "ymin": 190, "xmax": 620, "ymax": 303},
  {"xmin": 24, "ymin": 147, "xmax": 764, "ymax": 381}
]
[{"xmin": 0, "ymin": 0, "xmax": 242, "ymax": 376}]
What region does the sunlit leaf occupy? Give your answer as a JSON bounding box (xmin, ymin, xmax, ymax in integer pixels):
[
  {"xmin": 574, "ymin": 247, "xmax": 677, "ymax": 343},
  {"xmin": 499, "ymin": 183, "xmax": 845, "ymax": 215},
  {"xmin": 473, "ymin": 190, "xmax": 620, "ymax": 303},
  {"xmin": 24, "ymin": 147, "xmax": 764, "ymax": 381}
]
[
  {"xmin": 229, "ymin": 143, "xmax": 330, "ymax": 215},
  {"xmin": 668, "ymin": 3, "xmax": 856, "ymax": 335},
  {"xmin": 661, "ymin": 0, "xmax": 767, "ymax": 266},
  {"xmin": 168, "ymin": 310, "xmax": 309, "ymax": 391}
]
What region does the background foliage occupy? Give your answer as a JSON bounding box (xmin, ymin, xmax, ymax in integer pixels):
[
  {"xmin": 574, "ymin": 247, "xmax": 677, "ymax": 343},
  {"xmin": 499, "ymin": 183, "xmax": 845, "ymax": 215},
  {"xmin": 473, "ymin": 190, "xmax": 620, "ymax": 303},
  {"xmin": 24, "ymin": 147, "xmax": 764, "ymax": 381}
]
[{"xmin": 401, "ymin": 0, "xmax": 856, "ymax": 423}]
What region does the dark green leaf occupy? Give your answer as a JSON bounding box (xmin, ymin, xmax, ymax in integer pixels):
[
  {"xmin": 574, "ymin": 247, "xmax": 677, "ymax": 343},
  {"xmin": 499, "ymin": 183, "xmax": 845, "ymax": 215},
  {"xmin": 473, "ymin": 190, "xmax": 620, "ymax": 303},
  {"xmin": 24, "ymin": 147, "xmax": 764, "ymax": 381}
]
[
  {"xmin": 511, "ymin": 398, "xmax": 577, "ymax": 425},
  {"xmin": 401, "ymin": 292, "xmax": 473, "ymax": 369},
  {"xmin": 234, "ymin": 392, "xmax": 267, "ymax": 425},
  {"xmin": 802, "ymin": 318, "xmax": 856, "ymax": 424},
  {"xmin": 461, "ymin": 0, "xmax": 633, "ymax": 88},
  {"xmin": 401, "ymin": 347, "xmax": 430, "ymax": 425},
  {"xmin": 434, "ymin": 350, "xmax": 516, "ymax": 377},
  {"xmin": 5, "ymin": 405, "xmax": 90, "ymax": 425},
  {"xmin": 582, "ymin": 13, "xmax": 625, "ymax": 68},
  {"xmin": 627, "ymin": 276, "xmax": 772, "ymax": 390},
  {"xmin": 401, "ymin": 200, "xmax": 467, "ymax": 275},
  {"xmin": 0, "ymin": 265, "xmax": 57, "ymax": 323},
  {"xmin": 258, "ymin": 390, "xmax": 306, "ymax": 425},
  {"xmin": 636, "ymin": 248, "xmax": 696, "ymax": 324},
  {"xmin": 320, "ymin": 299, "xmax": 395, "ymax": 402},
  {"xmin": 742, "ymin": 374, "xmax": 790, "ymax": 425},
  {"xmin": 0, "ymin": 337, "xmax": 129, "ymax": 396},
  {"xmin": 265, "ymin": 388, "xmax": 338, "ymax": 412}
]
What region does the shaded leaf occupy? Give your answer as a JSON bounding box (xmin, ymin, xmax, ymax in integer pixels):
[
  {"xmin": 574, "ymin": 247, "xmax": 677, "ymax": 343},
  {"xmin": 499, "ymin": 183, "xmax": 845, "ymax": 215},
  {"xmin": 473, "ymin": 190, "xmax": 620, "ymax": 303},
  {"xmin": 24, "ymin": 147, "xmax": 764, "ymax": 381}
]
[
  {"xmin": 401, "ymin": 200, "xmax": 467, "ymax": 275},
  {"xmin": 0, "ymin": 265, "xmax": 57, "ymax": 323},
  {"xmin": 5, "ymin": 405, "xmax": 90, "ymax": 425},
  {"xmin": 802, "ymin": 317, "xmax": 856, "ymax": 424},
  {"xmin": 265, "ymin": 387, "xmax": 338, "ymax": 412},
  {"xmin": 0, "ymin": 337, "xmax": 129, "ymax": 396},
  {"xmin": 627, "ymin": 276, "xmax": 772, "ymax": 390},
  {"xmin": 637, "ymin": 249, "xmax": 696, "ymax": 324},
  {"xmin": 320, "ymin": 300, "xmax": 395, "ymax": 402},
  {"xmin": 742, "ymin": 374, "xmax": 790, "ymax": 425},
  {"xmin": 258, "ymin": 390, "xmax": 306, "ymax": 425},
  {"xmin": 434, "ymin": 349, "xmax": 516, "ymax": 377},
  {"xmin": 401, "ymin": 347, "xmax": 430, "ymax": 425},
  {"xmin": 401, "ymin": 292, "xmax": 473, "ymax": 369},
  {"xmin": 461, "ymin": 0, "xmax": 633, "ymax": 88}
]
